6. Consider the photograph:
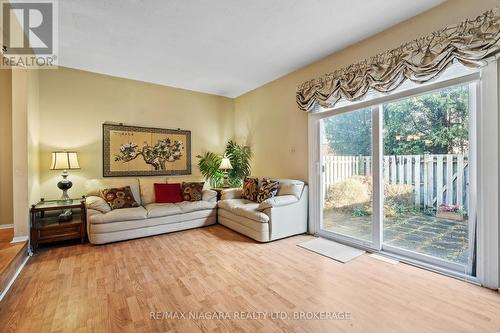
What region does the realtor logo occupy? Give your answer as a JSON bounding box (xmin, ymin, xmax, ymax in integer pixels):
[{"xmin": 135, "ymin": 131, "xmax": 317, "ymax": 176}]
[{"xmin": 1, "ymin": 0, "xmax": 58, "ymax": 68}]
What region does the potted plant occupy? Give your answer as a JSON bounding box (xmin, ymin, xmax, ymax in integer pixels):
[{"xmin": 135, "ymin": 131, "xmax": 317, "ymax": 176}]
[
  {"xmin": 197, "ymin": 140, "xmax": 252, "ymax": 188},
  {"xmin": 436, "ymin": 204, "xmax": 467, "ymax": 222}
]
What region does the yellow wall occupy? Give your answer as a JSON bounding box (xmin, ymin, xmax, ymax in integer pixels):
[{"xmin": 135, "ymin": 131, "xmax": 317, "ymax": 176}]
[
  {"xmin": 37, "ymin": 67, "xmax": 234, "ymax": 199},
  {"xmin": 28, "ymin": 70, "xmax": 40, "ymax": 205},
  {"xmin": 11, "ymin": 69, "xmax": 30, "ymax": 237},
  {"xmin": 233, "ymin": 0, "xmax": 500, "ymax": 181},
  {"xmin": 0, "ymin": 68, "xmax": 13, "ymax": 226}
]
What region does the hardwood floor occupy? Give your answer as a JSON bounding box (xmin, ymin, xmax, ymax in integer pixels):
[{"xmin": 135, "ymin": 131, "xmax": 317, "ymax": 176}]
[
  {"xmin": 0, "ymin": 228, "xmax": 14, "ymax": 250},
  {"xmin": 0, "ymin": 225, "xmax": 499, "ymax": 332},
  {"xmin": 0, "ymin": 228, "xmax": 29, "ymax": 297}
]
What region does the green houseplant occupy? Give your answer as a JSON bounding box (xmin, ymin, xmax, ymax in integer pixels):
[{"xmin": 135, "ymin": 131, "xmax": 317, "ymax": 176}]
[{"xmin": 197, "ymin": 140, "xmax": 252, "ymax": 188}]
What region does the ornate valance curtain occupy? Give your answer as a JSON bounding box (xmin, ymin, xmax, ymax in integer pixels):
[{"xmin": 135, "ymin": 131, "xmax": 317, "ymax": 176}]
[{"xmin": 296, "ymin": 7, "xmax": 500, "ymax": 112}]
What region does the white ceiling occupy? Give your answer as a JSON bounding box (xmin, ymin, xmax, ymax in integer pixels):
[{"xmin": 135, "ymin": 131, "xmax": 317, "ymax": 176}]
[{"xmin": 59, "ymin": 0, "xmax": 444, "ymax": 97}]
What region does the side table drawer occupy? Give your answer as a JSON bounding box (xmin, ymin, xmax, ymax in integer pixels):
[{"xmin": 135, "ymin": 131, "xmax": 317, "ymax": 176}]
[{"xmin": 37, "ymin": 223, "xmax": 81, "ymax": 243}]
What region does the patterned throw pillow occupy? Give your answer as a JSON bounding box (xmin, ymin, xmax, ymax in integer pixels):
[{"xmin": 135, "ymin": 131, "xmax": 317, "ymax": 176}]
[
  {"xmin": 100, "ymin": 186, "xmax": 140, "ymax": 210},
  {"xmin": 181, "ymin": 182, "xmax": 205, "ymax": 202},
  {"xmin": 241, "ymin": 177, "xmax": 259, "ymax": 202},
  {"xmin": 257, "ymin": 179, "xmax": 279, "ymax": 203}
]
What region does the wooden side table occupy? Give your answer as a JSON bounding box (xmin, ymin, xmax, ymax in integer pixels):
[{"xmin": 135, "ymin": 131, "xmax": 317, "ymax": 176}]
[{"xmin": 30, "ymin": 198, "xmax": 86, "ymax": 251}]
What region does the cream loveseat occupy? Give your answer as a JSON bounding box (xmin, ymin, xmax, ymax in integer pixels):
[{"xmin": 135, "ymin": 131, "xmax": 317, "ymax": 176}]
[
  {"xmin": 217, "ymin": 179, "xmax": 308, "ymax": 242},
  {"xmin": 85, "ymin": 177, "xmax": 217, "ymax": 244}
]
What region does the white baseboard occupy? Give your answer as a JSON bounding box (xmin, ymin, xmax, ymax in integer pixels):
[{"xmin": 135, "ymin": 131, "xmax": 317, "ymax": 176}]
[
  {"xmin": 0, "ymin": 255, "xmax": 29, "ymax": 303},
  {"xmin": 10, "ymin": 236, "xmax": 29, "ymax": 244},
  {"xmin": 0, "ymin": 224, "xmax": 14, "ymax": 230}
]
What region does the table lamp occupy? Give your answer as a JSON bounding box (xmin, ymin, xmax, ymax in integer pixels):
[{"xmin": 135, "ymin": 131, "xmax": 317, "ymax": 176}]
[
  {"xmin": 50, "ymin": 151, "xmax": 80, "ymax": 202},
  {"xmin": 218, "ymin": 155, "xmax": 233, "ymax": 188}
]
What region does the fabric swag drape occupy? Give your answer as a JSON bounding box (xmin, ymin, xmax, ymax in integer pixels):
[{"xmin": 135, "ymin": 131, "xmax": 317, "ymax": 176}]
[{"xmin": 296, "ymin": 7, "xmax": 500, "ymax": 112}]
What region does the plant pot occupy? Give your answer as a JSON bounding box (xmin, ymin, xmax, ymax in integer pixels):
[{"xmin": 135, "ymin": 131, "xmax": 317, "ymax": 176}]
[{"xmin": 436, "ymin": 210, "xmax": 465, "ymax": 222}]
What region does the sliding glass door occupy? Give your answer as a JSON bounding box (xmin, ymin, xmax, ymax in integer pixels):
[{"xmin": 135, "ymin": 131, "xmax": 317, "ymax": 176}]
[
  {"xmin": 320, "ymin": 108, "xmax": 375, "ymax": 247},
  {"xmin": 381, "ymin": 84, "xmax": 474, "ymax": 272},
  {"xmin": 316, "ymin": 80, "xmax": 477, "ymax": 274}
]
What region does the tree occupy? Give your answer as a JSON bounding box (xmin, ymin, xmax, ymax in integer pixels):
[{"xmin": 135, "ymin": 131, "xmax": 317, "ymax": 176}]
[
  {"xmin": 115, "ymin": 138, "xmax": 183, "ymax": 170},
  {"xmin": 383, "ymin": 85, "xmax": 469, "ymax": 155},
  {"xmin": 323, "ymin": 85, "xmax": 469, "ymax": 156},
  {"xmin": 323, "ymin": 108, "xmax": 372, "ymax": 156}
]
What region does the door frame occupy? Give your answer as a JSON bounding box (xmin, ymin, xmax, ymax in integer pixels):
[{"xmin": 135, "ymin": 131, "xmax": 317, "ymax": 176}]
[
  {"xmin": 308, "ymin": 67, "xmax": 499, "ymax": 287},
  {"xmin": 476, "ymin": 62, "xmax": 499, "ymax": 289}
]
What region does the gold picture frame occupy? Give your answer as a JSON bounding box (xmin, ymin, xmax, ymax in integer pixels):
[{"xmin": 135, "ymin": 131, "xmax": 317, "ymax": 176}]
[{"xmin": 103, "ymin": 123, "xmax": 191, "ymax": 177}]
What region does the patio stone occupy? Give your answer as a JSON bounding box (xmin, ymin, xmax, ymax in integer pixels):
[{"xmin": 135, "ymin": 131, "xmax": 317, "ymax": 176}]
[
  {"xmin": 323, "ymin": 208, "xmax": 470, "ymax": 265},
  {"xmin": 421, "ymin": 245, "xmax": 454, "ymax": 259},
  {"xmin": 383, "ymin": 229, "xmax": 401, "ymax": 240},
  {"xmin": 419, "ymin": 226, "xmax": 446, "ymax": 233},
  {"xmin": 412, "ymin": 230, "xmax": 441, "ymax": 239}
]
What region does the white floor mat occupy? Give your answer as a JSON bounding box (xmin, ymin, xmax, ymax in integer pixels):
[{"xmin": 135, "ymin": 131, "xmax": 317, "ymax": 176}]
[{"xmin": 297, "ymin": 238, "xmax": 365, "ymax": 263}]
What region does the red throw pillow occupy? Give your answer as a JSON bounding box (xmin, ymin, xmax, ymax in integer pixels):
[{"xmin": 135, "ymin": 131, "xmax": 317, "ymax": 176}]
[{"xmin": 154, "ymin": 183, "xmax": 182, "ymax": 203}]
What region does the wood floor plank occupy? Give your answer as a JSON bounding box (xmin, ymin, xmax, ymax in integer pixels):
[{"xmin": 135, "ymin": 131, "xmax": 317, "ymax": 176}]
[
  {"xmin": 0, "ymin": 225, "xmax": 499, "ymax": 332},
  {"xmin": 0, "ymin": 228, "xmax": 14, "ymax": 244}
]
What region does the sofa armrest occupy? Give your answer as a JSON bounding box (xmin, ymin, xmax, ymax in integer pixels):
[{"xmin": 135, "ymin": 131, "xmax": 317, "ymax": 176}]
[
  {"xmin": 202, "ymin": 189, "xmax": 217, "ymax": 203},
  {"xmin": 257, "ymin": 195, "xmax": 298, "ymax": 211},
  {"xmin": 86, "ymin": 208, "xmax": 103, "ymax": 218},
  {"xmin": 85, "ymin": 208, "xmax": 104, "ymax": 238},
  {"xmin": 85, "ymin": 196, "xmax": 111, "ymax": 213},
  {"xmin": 221, "ymin": 188, "xmax": 242, "ymax": 200},
  {"xmin": 263, "ymin": 185, "xmax": 308, "ymax": 240}
]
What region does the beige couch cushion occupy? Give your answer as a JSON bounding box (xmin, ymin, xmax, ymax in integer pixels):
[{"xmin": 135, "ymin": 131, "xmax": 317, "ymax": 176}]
[
  {"xmin": 220, "ymin": 188, "xmax": 242, "ymax": 200},
  {"xmin": 218, "ymin": 210, "xmax": 270, "ymax": 237},
  {"xmin": 90, "ymin": 219, "xmax": 147, "ymax": 233},
  {"xmin": 89, "ymin": 206, "xmax": 147, "ymax": 224},
  {"xmin": 271, "ymin": 179, "xmax": 305, "ymax": 198},
  {"xmin": 139, "ymin": 177, "xmax": 167, "ymax": 205},
  {"xmin": 177, "ymin": 200, "xmax": 217, "ymax": 213},
  {"xmin": 218, "ymin": 199, "xmax": 269, "ymax": 223},
  {"xmin": 257, "ymin": 195, "xmax": 298, "ymax": 210},
  {"xmin": 86, "ymin": 178, "xmax": 142, "ymax": 205},
  {"xmin": 202, "ymin": 189, "xmax": 217, "ymax": 202},
  {"xmin": 218, "ymin": 198, "xmax": 252, "ymax": 210},
  {"xmin": 145, "ymin": 203, "xmax": 182, "ymax": 218},
  {"xmin": 147, "ymin": 209, "xmax": 216, "ymax": 227},
  {"xmin": 145, "ymin": 201, "xmax": 216, "ymax": 218}
]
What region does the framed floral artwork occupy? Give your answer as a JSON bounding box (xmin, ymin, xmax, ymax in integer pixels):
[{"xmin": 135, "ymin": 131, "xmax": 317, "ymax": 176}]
[{"xmin": 103, "ymin": 123, "xmax": 191, "ymax": 177}]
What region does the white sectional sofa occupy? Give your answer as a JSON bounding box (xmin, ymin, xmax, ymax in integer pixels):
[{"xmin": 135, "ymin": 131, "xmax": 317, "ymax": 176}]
[
  {"xmin": 85, "ymin": 177, "xmax": 217, "ymax": 244},
  {"xmin": 217, "ymin": 179, "xmax": 308, "ymax": 242}
]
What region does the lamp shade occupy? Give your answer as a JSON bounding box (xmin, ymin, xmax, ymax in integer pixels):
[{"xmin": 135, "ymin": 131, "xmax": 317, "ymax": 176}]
[
  {"xmin": 219, "ymin": 157, "xmax": 233, "ymax": 170},
  {"xmin": 50, "ymin": 151, "xmax": 80, "ymax": 170}
]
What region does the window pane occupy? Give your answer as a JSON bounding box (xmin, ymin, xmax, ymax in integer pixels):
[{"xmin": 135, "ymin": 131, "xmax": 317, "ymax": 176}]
[
  {"xmin": 382, "ymin": 84, "xmax": 470, "ymax": 265},
  {"xmin": 321, "ymin": 108, "xmax": 373, "ymax": 242}
]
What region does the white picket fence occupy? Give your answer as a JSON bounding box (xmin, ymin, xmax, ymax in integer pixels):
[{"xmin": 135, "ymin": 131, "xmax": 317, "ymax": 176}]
[{"xmin": 323, "ymin": 154, "xmax": 469, "ymax": 209}]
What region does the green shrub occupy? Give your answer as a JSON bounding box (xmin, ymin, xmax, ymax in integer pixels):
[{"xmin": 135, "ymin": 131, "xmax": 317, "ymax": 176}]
[{"xmin": 352, "ymin": 207, "xmax": 370, "ymax": 217}]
